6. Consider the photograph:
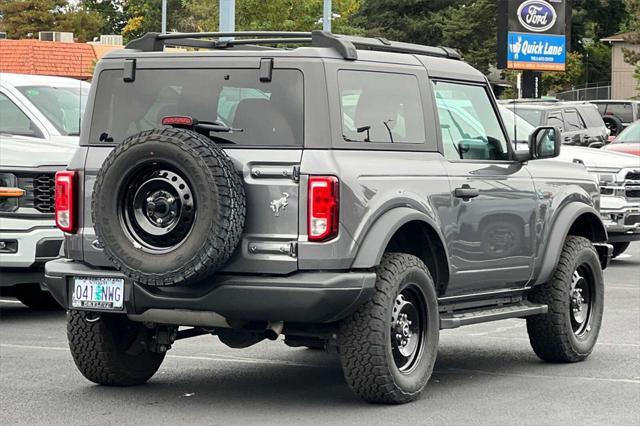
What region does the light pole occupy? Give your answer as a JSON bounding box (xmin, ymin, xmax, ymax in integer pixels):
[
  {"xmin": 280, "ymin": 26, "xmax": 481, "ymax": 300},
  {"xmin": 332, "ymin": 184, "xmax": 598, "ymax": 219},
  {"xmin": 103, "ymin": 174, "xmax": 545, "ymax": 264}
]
[
  {"xmin": 323, "ymin": 0, "xmax": 332, "ymax": 32},
  {"xmin": 161, "ymin": 0, "xmax": 167, "ymax": 33}
]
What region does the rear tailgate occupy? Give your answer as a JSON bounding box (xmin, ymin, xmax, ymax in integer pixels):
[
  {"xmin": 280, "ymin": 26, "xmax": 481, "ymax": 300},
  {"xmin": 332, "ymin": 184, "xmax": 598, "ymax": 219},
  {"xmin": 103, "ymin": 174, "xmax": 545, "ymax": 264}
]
[{"xmin": 81, "ymin": 147, "xmax": 301, "ymax": 274}]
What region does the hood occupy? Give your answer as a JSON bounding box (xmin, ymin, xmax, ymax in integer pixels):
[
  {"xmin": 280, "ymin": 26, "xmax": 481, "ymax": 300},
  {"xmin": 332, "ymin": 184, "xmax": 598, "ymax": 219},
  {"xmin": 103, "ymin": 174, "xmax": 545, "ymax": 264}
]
[
  {"xmin": 557, "ymin": 145, "xmax": 640, "ymax": 171},
  {"xmin": 603, "ymin": 142, "xmax": 640, "ymax": 157},
  {"xmin": 0, "ymin": 135, "xmax": 76, "ymax": 168}
]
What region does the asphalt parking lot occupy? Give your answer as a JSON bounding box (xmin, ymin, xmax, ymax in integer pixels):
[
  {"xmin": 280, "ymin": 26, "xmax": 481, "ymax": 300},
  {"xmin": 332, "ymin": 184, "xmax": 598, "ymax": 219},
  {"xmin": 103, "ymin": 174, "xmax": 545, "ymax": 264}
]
[{"xmin": 1, "ymin": 245, "xmax": 639, "ymax": 425}]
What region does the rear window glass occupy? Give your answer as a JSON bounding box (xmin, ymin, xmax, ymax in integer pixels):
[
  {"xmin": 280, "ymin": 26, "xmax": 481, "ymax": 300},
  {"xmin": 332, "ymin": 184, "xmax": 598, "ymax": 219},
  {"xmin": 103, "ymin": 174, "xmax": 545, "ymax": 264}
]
[
  {"xmin": 604, "ymin": 103, "xmax": 633, "ymax": 123},
  {"xmin": 90, "ymin": 68, "xmax": 303, "ymax": 147},
  {"xmin": 579, "ymin": 106, "xmax": 605, "ymax": 128},
  {"xmin": 338, "ymin": 70, "xmax": 425, "ymax": 144},
  {"xmin": 511, "ymin": 108, "xmax": 542, "ymax": 127}
]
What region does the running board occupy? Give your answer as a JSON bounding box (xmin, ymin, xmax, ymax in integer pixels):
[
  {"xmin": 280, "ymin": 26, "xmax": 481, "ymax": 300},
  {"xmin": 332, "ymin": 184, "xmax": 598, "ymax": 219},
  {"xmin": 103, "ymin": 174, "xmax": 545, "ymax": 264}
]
[{"xmin": 439, "ymin": 303, "xmax": 548, "ymax": 330}]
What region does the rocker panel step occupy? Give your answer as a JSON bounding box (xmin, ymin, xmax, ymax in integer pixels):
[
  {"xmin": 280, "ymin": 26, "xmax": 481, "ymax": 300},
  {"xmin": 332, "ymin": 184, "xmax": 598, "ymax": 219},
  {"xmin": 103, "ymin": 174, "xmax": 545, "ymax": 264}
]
[{"xmin": 439, "ymin": 303, "xmax": 548, "ymax": 330}]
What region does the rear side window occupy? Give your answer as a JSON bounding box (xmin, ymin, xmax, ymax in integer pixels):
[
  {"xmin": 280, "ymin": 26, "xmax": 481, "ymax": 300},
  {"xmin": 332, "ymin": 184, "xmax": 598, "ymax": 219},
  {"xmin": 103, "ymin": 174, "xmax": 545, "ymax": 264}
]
[
  {"xmin": 563, "ymin": 109, "xmax": 585, "ymax": 131},
  {"xmin": 90, "ymin": 68, "xmax": 303, "ymax": 147},
  {"xmin": 546, "ymin": 111, "xmax": 564, "ymax": 128},
  {"xmin": 605, "ymin": 103, "xmax": 634, "ymax": 123},
  {"xmin": 338, "ymin": 70, "xmax": 425, "ymax": 144}
]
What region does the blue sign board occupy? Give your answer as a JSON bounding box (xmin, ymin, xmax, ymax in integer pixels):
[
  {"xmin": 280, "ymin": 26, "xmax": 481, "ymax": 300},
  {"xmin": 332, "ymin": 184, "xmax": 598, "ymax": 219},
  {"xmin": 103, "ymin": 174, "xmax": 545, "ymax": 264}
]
[{"xmin": 507, "ymin": 31, "xmax": 566, "ymax": 71}]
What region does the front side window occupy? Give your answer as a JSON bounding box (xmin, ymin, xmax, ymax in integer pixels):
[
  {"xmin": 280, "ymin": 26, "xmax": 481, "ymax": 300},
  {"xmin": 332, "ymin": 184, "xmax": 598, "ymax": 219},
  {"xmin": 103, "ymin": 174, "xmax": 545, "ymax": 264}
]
[
  {"xmin": 563, "ymin": 109, "xmax": 585, "ymax": 131},
  {"xmin": 17, "ymin": 85, "xmax": 88, "ymax": 136},
  {"xmin": 339, "ymin": 70, "xmax": 425, "ymax": 144},
  {"xmin": 0, "ymin": 92, "xmax": 41, "ymax": 137},
  {"xmin": 90, "ymin": 68, "xmax": 303, "ymax": 147},
  {"xmin": 432, "ymin": 81, "xmax": 509, "ymax": 161}
]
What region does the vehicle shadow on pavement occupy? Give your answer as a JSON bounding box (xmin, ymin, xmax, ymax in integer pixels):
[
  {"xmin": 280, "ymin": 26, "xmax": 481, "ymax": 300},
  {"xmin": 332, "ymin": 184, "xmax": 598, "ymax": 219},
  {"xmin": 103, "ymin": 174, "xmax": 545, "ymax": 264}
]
[{"xmin": 0, "ymin": 303, "xmax": 65, "ymax": 320}]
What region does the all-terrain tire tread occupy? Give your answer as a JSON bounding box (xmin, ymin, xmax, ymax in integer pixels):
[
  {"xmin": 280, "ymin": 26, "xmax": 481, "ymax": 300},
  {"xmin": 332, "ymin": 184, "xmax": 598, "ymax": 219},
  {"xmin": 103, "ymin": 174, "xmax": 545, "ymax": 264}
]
[
  {"xmin": 67, "ymin": 310, "xmax": 165, "ymax": 386},
  {"xmin": 526, "ymin": 236, "xmax": 602, "ymax": 362},
  {"xmin": 92, "ymin": 127, "xmax": 245, "ymax": 286},
  {"xmin": 338, "ymin": 253, "xmax": 437, "ymax": 404}
]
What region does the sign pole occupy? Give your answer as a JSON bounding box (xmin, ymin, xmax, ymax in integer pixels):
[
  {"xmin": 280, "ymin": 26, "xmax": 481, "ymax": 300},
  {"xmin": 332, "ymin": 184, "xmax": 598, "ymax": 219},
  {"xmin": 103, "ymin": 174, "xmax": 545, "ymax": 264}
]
[{"xmin": 323, "ymin": 0, "xmax": 333, "ymax": 32}]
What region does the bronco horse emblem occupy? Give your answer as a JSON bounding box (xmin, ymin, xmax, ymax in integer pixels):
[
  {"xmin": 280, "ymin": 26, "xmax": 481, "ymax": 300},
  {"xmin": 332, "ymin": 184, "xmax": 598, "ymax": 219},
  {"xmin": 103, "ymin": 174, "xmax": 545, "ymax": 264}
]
[{"xmin": 270, "ymin": 192, "xmax": 289, "ymax": 217}]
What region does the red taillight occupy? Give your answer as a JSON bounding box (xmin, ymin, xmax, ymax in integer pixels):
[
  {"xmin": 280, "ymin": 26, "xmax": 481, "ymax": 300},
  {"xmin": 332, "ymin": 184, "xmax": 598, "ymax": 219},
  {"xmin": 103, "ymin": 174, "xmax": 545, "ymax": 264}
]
[
  {"xmin": 162, "ymin": 116, "xmax": 193, "ymax": 126},
  {"xmin": 55, "ymin": 171, "xmax": 77, "ymax": 233},
  {"xmin": 308, "ymin": 176, "xmax": 339, "ymax": 242}
]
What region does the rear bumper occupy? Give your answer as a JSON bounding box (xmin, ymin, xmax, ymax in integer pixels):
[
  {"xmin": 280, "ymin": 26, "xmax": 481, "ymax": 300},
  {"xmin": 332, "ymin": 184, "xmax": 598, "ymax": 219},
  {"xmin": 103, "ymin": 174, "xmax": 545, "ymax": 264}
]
[{"xmin": 44, "ymin": 259, "xmax": 376, "ymax": 323}]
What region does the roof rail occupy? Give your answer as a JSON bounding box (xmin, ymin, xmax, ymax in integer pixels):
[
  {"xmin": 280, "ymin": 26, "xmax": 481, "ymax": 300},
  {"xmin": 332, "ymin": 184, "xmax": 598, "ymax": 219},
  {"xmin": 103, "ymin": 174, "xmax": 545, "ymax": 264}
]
[{"xmin": 125, "ymin": 31, "xmax": 461, "ymax": 61}]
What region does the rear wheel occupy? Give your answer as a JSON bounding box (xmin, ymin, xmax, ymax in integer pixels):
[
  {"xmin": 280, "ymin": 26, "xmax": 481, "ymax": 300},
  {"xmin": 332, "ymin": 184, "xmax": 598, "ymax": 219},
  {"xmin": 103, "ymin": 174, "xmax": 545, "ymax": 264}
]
[
  {"xmin": 67, "ymin": 310, "xmax": 165, "ymax": 386},
  {"xmin": 338, "ymin": 253, "xmax": 439, "ymax": 404},
  {"xmin": 526, "ymin": 236, "xmax": 604, "ymax": 362},
  {"xmin": 15, "ymin": 283, "xmax": 60, "ymax": 310},
  {"xmin": 611, "ymin": 242, "xmax": 630, "ymax": 258}
]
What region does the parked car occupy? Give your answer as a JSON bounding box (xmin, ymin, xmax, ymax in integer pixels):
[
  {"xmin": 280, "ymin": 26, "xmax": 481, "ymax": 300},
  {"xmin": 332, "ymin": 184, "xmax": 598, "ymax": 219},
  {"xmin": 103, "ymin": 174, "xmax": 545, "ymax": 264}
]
[
  {"xmin": 45, "ymin": 31, "xmax": 610, "ymax": 404},
  {"xmin": 501, "ymin": 100, "xmax": 609, "ymax": 148},
  {"xmin": 0, "ymin": 73, "xmax": 89, "ymax": 307},
  {"xmin": 590, "ymin": 100, "xmax": 640, "ymax": 137},
  {"xmin": 603, "ymin": 120, "xmax": 640, "ymax": 156},
  {"xmin": 500, "ymin": 105, "xmax": 639, "ymax": 258}
]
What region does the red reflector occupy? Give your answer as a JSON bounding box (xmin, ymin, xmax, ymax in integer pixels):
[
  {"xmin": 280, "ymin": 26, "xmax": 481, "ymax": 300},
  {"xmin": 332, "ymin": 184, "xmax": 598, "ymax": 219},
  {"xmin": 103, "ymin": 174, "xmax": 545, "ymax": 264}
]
[
  {"xmin": 162, "ymin": 116, "xmax": 193, "ymax": 126},
  {"xmin": 55, "ymin": 171, "xmax": 77, "ymax": 233},
  {"xmin": 308, "ymin": 176, "xmax": 339, "ymax": 242}
]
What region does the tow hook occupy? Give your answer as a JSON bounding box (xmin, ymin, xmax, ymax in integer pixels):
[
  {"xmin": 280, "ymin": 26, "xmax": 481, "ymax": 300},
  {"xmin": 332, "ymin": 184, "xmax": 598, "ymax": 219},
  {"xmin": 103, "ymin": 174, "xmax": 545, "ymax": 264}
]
[{"xmin": 84, "ymin": 312, "xmax": 101, "ymax": 323}]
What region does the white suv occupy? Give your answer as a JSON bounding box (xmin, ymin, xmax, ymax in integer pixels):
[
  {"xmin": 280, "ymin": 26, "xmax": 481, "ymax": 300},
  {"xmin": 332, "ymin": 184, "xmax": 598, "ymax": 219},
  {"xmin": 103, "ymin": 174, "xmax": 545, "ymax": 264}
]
[{"xmin": 0, "ymin": 73, "xmax": 89, "ymax": 308}]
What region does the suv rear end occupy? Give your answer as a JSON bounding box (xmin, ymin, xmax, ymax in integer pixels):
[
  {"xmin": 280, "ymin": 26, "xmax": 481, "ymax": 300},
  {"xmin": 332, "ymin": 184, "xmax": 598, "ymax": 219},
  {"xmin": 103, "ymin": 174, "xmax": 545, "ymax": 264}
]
[{"xmin": 45, "ymin": 41, "xmax": 376, "ymax": 323}]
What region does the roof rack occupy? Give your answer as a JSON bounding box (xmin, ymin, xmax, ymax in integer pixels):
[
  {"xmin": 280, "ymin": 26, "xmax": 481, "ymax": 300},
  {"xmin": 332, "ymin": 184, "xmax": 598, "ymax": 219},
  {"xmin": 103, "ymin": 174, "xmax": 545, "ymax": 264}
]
[{"xmin": 125, "ymin": 31, "xmax": 461, "ymax": 61}]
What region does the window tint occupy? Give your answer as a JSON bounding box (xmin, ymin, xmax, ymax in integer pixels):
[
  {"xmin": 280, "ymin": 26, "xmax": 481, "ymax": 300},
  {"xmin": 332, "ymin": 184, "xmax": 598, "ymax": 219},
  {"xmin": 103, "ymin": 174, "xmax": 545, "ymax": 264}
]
[
  {"xmin": 17, "ymin": 85, "xmax": 88, "ymax": 136},
  {"xmin": 90, "ymin": 68, "xmax": 303, "ymax": 147},
  {"xmin": 579, "ymin": 106, "xmax": 605, "ymax": 128},
  {"xmin": 547, "ymin": 112, "xmax": 564, "ymax": 129},
  {"xmin": 0, "ymin": 92, "xmax": 41, "ymax": 138},
  {"xmin": 432, "ymin": 81, "xmax": 509, "ymax": 161},
  {"xmin": 605, "ymin": 103, "xmax": 634, "ymax": 123},
  {"xmin": 563, "ymin": 109, "xmax": 585, "ymax": 131},
  {"xmin": 339, "ymin": 70, "xmax": 425, "ymax": 144}
]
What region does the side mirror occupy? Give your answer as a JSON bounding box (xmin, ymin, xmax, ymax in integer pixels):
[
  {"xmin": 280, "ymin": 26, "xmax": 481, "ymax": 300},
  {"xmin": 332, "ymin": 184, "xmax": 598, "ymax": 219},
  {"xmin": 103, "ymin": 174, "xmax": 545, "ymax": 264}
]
[{"xmin": 514, "ymin": 126, "xmax": 561, "ymax": 162}]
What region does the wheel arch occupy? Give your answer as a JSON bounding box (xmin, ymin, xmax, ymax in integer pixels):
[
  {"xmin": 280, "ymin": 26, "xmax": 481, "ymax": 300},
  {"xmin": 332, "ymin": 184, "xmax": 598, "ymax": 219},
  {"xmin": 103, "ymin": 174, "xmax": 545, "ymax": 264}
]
[
  {"xmin": 534, "ymin": 203, "xmax": 607, "ymax": 285},
  {"xmin": 352, "ymin": 208, "xmax": 450, "ymax": 295}
]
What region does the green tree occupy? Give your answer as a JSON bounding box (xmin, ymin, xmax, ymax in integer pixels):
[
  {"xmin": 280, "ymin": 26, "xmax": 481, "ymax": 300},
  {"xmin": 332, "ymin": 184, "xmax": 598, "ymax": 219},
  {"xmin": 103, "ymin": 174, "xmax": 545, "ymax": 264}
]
[
  {"xmin": 83, "ymin": 0, "xmax": 128, "ymax": 35},
  {"xmin": 0, "ymin": 0, "xmax": 66, "ymax": 39},
  {"xmin": 0, "ymin": 0, "xmax": 102, "ymax": 42}
]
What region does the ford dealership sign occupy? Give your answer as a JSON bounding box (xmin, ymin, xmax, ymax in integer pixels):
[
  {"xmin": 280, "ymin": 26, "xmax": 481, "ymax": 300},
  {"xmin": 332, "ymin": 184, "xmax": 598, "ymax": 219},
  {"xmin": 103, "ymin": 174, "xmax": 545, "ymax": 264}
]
[
  {"xmin": 517, "ymin": 0, "xmax": 557, "ymax": 32},
  {"xmin": 497, "ymin": 0, "xmax": 568, "ymax": 72}
]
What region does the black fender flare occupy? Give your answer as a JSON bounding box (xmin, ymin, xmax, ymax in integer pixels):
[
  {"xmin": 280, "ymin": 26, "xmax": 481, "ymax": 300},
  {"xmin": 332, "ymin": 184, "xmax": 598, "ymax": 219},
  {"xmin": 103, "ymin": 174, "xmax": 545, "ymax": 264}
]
[
  {"xmin": 351, "ymin": 207, "xmax": 448, "ymax": 269},
  {"xmin": 534, "ymin": 203, "xmax": 607, "ymax": 285}
]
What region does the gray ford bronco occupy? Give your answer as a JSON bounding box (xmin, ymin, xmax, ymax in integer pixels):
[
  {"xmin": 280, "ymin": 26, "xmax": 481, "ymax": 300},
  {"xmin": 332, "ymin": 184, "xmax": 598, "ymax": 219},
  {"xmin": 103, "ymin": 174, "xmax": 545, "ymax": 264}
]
[{"xmin": 45, "ymin": 31, "xmax": 612, "ymax": 404}]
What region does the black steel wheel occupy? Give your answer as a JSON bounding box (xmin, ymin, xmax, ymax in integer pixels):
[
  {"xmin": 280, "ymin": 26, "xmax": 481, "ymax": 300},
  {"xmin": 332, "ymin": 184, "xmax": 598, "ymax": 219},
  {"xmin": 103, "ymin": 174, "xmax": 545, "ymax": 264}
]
[
  {"xmin": 338, "ymin": 253, "xmax": 439, "ymax": 404},
  {"xmin": 120, "ymin": 165, "xmax": 196, "ymax": 253},
  {"xmin": 527, "ymin": 236, "xmax": 604, "ymax": 362},
  {"xmin": 93, "ymin": 127, "xmax": 245, "ymax": 286}
]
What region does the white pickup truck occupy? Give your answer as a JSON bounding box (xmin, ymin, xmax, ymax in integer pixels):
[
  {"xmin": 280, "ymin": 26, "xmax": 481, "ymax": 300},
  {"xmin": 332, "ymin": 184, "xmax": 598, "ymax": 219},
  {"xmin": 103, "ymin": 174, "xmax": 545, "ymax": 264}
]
[{"xmin": 0, "ymin": 73, "xmax": 89, "ymax": 308}]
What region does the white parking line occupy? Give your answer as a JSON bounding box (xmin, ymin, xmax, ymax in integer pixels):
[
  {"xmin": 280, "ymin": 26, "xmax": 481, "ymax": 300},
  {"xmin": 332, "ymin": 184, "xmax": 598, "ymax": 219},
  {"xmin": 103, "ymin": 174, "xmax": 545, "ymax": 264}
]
[{"xmin": 2, "ymin": 343, "xmax": 639, "ymax": 384}]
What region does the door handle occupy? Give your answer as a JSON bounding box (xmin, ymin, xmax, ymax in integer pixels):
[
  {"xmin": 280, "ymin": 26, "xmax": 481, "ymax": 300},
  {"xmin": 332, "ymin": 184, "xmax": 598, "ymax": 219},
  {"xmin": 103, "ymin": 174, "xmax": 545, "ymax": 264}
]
[{"xmin": 454, "ymin": 184, "xmax": 479, "ymax": 200}]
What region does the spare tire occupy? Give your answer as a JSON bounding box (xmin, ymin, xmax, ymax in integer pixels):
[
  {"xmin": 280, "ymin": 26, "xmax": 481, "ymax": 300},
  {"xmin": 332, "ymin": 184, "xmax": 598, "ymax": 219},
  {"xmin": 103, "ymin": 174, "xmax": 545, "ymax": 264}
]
[{"xmin": 93, "ymin": 127, "xmax": 245, "ymax": 286}]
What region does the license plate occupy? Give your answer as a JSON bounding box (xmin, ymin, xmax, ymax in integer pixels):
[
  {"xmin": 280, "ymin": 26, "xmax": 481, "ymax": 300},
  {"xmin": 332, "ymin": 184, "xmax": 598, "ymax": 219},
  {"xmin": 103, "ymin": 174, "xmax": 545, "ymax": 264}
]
[{"xmin": 72, "ymin": 277, "xmax": 124, "ymax": 310}]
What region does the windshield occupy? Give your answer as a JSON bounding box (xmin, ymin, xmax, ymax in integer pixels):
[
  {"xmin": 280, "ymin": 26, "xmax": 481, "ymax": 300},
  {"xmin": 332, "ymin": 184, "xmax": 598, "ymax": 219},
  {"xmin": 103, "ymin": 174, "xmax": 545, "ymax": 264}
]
[
  {"xmin": 616, "ymin": 121, "xmax": 640, "ymax": 143},
  {"xmin": 17, "ymin": 85, "xmax": 89, "ymax": 136},
  {"xmin": 507, "ymin": 106, "xmax": 542, "ymax": 127},
  {"xmin": 90, "ymin": 68, "xmax": 303, "ymax": 147},
  {"xmin": 498, "ymin": 105, "xmax": 536, "ymax": 149}
]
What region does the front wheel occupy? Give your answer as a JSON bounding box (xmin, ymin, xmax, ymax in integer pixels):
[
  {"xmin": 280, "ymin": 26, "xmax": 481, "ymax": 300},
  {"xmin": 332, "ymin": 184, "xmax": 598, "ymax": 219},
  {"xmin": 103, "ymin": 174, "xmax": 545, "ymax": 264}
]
[
  {"xmin": 526, "ymin": 236, "xmax": 604, "ymax": 362},
  {"xmin": 338, "ymin": 253, "xmax": 439, "ymax": 404},
  {"xmin": 67, "ymin": 310, "xmax": 165, "ymax": 386}
]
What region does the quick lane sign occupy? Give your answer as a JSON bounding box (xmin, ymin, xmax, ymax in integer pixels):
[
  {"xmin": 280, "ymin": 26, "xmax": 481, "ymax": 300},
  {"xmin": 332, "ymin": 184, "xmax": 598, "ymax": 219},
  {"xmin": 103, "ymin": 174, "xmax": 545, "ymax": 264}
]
[
  {"xmin": 507, "ymin": 32, "xmax": 566, "ymax": 71},
  {"xmin": 497, "ymin": 0, "xmax": 570, "ymax": 72}
]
